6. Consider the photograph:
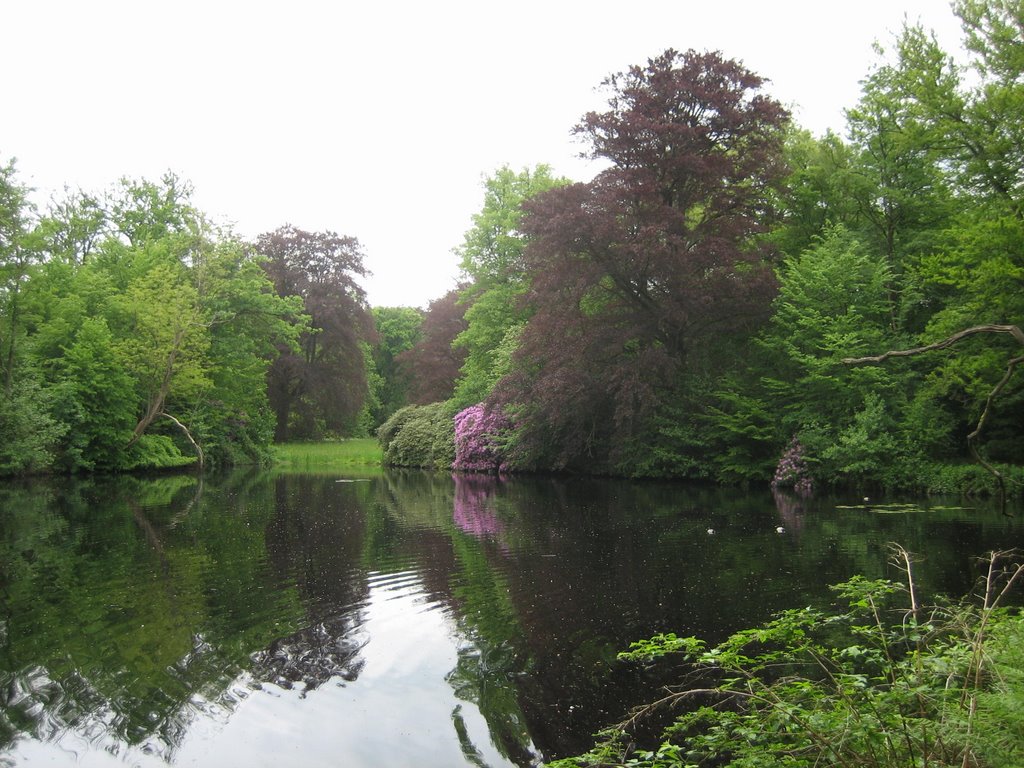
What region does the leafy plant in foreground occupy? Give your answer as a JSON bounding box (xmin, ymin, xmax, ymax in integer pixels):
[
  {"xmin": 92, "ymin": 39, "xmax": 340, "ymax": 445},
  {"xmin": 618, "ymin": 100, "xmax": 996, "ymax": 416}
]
[{"xmin": 553, "ymin": 545, "xmax": 1024, "ymax": 767}]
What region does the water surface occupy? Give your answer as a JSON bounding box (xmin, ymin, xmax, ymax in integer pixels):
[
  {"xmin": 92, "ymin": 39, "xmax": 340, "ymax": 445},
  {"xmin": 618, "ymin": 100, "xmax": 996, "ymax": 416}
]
[{"xmin": 2, "ymin": 470, "xmax": 1021, "ymax": 766}]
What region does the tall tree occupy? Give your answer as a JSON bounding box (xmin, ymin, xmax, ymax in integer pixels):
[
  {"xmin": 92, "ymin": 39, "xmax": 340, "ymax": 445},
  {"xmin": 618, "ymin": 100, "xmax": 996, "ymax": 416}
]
[
  {"xmin": 257, "ymin": 225, "xmax": 373, "ymax": 441},
  {"xmin": 36, "ymin": 188, "xmax": 108, "ymax": 264},
  {"xmin": 501, "ymin": 49, "xmax": 789, "ymax": 471},
  {"xmin": 772, "ymin": 129, "xmax": 864, "ymax": 259},
  {"xmin": 13, "ymin": 174, "xmax": 303, "ymax": 471},
  {"xmin": 397, "ymin": 289, "xmax": 468, "ymax": 405},
  {"xmin": 368, "ymin": 306, "xmax": 422, "ymax": 427},
  {"xmin": 0, "ymin": 157, "xmax": 36, "ymax": 394},
  {"xmin": 867, "ymin": 7, "xmax": 1024, "ymax": 465},
  {"xmin": 452, "ymin": 165, "xmax": 568, "ymax": 408},
  {"xmin": 760, "ymin": 225, "xmax": 911, "ymax": 484},
  {"xmin": 845, "ymin": 33, "xmax": 956, "ymax": 284}
]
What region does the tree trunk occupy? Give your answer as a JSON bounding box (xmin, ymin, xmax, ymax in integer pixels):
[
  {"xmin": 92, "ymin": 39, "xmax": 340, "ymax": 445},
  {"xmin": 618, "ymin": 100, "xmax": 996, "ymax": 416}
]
[{"xmin": 161, "ymin": 411, "xmax": 204, "ymax": 468}]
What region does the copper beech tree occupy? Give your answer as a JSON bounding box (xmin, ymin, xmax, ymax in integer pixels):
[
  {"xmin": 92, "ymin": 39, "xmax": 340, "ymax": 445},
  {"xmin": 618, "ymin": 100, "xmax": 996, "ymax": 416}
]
[
  {"xmin": 258, "ymin": 226, "xmax": 374, "ymax": 441},
  {"xmin": 500, "ymin": 49, "xmax": 790, "ymax": 470},
  {"xmin": 397, "ymin": 288, "xmax": 468, "ymax": 405}
]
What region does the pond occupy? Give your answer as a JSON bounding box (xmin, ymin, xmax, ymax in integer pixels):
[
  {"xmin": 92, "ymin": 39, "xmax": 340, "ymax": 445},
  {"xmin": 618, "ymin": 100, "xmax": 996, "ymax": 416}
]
[{"xmin": 1, "ymin": 469, "xmax": 1022, "ymax": 767}]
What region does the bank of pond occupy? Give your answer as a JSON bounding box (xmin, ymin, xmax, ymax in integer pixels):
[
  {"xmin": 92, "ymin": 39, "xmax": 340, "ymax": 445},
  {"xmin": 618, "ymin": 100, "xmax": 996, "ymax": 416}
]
[{"xmin": 1, "ymin": 468, "xmax": 1022, "ymax": 766}]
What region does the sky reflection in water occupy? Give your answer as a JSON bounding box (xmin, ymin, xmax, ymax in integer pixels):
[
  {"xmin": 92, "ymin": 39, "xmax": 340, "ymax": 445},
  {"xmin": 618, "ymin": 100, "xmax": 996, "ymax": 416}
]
[{"xmin": 1, "ymin": 470, "xmax": 1021, "ymax": 767}]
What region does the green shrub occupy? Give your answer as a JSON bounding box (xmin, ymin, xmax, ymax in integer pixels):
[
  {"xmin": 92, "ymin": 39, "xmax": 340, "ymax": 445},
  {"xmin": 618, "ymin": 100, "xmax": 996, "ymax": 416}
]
[
  {"xmin": 554, "ymin": 546, "xmax": 1024, "ymax": 768},
  {"xmin": 0, "ymin": 372, "xmax": 67, "ymax": 475},
  {"xmin": 910, "ymin": 461, "xmax": 1024, "ymax": 496},
  {"xmin": 123, "ymin": 434, "xmax": 197, "ymax": 471},
  {"xmin": 377, "ymin": 402, "xmax": 455, "ymax": 470}
]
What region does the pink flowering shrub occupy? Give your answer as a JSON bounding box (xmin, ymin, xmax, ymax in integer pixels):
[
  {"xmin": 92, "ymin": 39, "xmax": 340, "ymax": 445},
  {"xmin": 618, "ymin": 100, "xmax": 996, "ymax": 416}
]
[
  {"xmin": 452, "ymin": 403, "xmax": 512, "ymax": 473},
  {"xmin": 771, "ymin": 436, "xmax": 813, "ymax": 496}
]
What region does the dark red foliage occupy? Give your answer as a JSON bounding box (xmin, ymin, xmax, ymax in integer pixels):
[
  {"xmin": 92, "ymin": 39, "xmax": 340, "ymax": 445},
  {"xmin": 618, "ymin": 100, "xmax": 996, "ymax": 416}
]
[
  {"xmin": 397, "ymin": 288, "xmax": 468, "ymax": 404},
  {"xmin": 501, "ymin": 49, "xmax": 789, "ymax": 471},
  {"xmin": 257, "ymin": 225, "xmax": 374, "ymax": 440}
]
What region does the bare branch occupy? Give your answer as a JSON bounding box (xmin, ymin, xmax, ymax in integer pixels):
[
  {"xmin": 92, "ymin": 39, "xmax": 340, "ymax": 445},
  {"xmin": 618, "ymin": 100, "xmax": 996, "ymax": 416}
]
[
  {"xmin": 844, "ymin": 325, "xmax": 1024, "ymax": 507},
  {"xmin": 160, "ymin": 411, "xmax": 204, "ymax": 468},
  {"xmin": 842, "ymin": 324, "xmax": 1024, "ymax": 365}
]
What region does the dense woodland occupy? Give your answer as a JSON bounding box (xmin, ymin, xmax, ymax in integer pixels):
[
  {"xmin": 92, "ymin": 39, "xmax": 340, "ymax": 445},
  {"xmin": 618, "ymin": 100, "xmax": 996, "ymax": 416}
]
[{"xmin": 2, "ymin": 0, "xmax": 1022, "ymax": 494}]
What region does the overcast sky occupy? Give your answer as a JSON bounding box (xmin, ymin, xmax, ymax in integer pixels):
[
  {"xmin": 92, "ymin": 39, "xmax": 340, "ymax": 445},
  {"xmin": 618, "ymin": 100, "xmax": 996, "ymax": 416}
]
[{"xmin": 5, "ymin": 1, "xmax": 965, "ymax": 308}]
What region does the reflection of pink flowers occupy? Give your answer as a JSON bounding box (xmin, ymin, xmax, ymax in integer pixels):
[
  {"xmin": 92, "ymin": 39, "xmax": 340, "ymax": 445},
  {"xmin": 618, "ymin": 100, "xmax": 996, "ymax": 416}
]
[
  {"xmin": 453, "ymin": 403, "xmax": 512, "ymax": 473},
  {"xmin": 771, "ymin": 488, "xmax": 806, "ymax": 533},
  {"xmin": 453, "ymin": 474, "xmax": 506, "ymax": 542}
]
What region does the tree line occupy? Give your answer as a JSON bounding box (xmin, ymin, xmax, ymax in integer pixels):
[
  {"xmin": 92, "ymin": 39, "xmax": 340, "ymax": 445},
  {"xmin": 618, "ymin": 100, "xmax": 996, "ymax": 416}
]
[
  {"xmin": 3, "ymin": 0, "xmax": 1022, "ymax": 491},
  {"xmin": 0, "ymin": 172, "xmax": 374, "ymax": 473},
  {"xmin": 381, "ymin": 0, "xmax": 1023, "ymax": 495}
]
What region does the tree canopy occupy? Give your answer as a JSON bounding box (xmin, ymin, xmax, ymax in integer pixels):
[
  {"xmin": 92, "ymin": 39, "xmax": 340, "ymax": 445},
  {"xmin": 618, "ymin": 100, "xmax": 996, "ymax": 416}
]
[
  {"xmin": 3, "ymin": 4, "xmax": 1022, "ymax": 493},
  {"xmin": 497, "ymin": 49, "xmax": 789, "ymax": 472}
]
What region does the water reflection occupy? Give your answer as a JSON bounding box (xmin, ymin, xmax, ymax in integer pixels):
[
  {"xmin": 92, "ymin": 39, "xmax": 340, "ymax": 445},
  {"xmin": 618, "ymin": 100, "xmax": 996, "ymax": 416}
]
[
  {"xmin": 453, "ymin": 474, "xmax": 508, "ymax": 544},
  {"xmin": 1, "ymin": 471, "xmax": 1022, "ymax": 766}
]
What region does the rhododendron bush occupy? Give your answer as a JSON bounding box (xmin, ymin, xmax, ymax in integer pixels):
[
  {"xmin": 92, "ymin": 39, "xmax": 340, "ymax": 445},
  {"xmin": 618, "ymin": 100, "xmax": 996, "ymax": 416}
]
[
  {"xmin": 772, "ymin": 436, "xmax": 813, "ymax": 496},
  {"xmin": 452, "ymin": 403, "xmax": 512, "ymax": 472}
]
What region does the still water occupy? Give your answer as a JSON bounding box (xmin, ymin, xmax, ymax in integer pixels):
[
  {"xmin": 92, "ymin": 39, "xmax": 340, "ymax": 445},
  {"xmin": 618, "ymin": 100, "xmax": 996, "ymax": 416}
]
[{"xmin": 1, "ymin": 469, "xmax": 1022, "ymax": 767}]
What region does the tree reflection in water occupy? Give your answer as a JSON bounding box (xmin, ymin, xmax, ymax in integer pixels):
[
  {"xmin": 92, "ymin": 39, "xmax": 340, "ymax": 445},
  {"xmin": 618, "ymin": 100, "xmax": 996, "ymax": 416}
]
[
  {"xmin": 1, "ymin": 471, "xmax": 1020, "ymax": 766},
  {"xmin": 249, "ymin": 618, "xmax": 367, "ymax": 694}
]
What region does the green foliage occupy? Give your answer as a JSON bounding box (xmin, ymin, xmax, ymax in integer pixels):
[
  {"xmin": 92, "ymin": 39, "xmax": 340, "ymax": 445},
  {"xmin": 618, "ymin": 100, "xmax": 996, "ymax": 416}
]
[
  {"xmin": 908, "ymin": 460, "xmax": 1024, "ymax": 496},
  {"xmin": 367, "ymin": 306, "xmax": 422, "ymax": 427},
  {"xmin": 0, "ymin": 368, "xmax": 65, "ymax": 474},
  {"xmin": 0, "ymin": 169, "xmax": 306, "ymax": 475},
  {"xmin": 122, "ymin": 434, "xmax": 196, "ymax": 470},
  {"xmin": 558, "ymin": 548, "xmax": 1024, "ymax": 768},
  {"xmin": 772, "ymin": 129, "xmax": 863, "ymax": 259},
  {"xmin": 451, "ymin": 287, "xmax": 526, "ymax": 408},
  {"xmin": 614, "ymin": 395, "xmax": 714, "ymax": 481},
  {"xmin": 972, "ymin": 610, "xmax": 1024, "ymax": 763},
  {"xmin": 273, "ymin": 439, "xmax": 382, "ymax": 470},
  {"xmin": 377, "ymin": 402, "xmax": 456, "ymax": 470},
  {"xmin": 704, "ymin": 384, "xmax": 779, "ymax": 484},
  {"xmin": 54, "ymin": 316, "xmax": 136, "ymax": 471},
  {"xmin": 821, "ymin": 392, "xmax": 902, "ymax": 482},
  {"xmin": 759, "ymin": 225, "xmax": 916, "ymax": 486},
  {"xmin": 452, "ymin": 165, "xmax": 568, "ymax": 407},
  {"xmin": 909, "ymin": 214, "xmax": 1024, "ymax": 464},
  {"xmin": 3, "ymin": 8, "xmax": 1024, "ymax": 490}
]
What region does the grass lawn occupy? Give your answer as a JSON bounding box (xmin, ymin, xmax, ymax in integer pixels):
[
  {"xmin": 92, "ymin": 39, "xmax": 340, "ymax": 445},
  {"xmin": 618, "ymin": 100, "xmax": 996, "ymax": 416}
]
[{"xmin": 273, "ymin": 439, "xmax": 383, "ymax": 471}]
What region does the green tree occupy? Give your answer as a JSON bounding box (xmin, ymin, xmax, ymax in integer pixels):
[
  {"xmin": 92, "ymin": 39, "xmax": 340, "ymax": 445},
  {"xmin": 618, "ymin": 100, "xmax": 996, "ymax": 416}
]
[
  {"xmin": 947, "ymin": 0, "xmax": 1024, "ymax": 220},
  {"xmin": 452, "ymin": 165, "xmax": 568, "ymax": 408},
  {"xmin": 258, "ymin": 225, "xmax": 373, "ymax": 441},
  {"xmin": 0, "ymin": 157, "xmax": 36, "ymax": 393},
  {"xmin": 35, "ymin": 188, "xmax": 108, "ymax": 264},
  {"xmin": 54, "ymin": 316, "xmax": 136, "ymax": 471},
  {"xmin": 2, "ymin": 171, "xmax": 304, "ymax": 473},
  {"xmin": 760, "ymin": 225, "xmax": 911, "ymax": 485},
  {"xmin": 368, "ymin": 306, "xmax": 422, "ymax": 427},
  {"xmin": 192, "ymin": 239, "xmax": 305, "ymax": 463},
  {"xmin": 117, "ymin": 262, "xmax": 210, "ymax": 455},
  {"xmin": 845, "ymin": 29, "xmax": 957, "ymax": 282},
  {"xmin": 772, "ymin": 129, "xmax": 863, "ymax": 259},
  {"xmin": 867, "ymin": 7, "xmax": 1024, "ymax": 467}
]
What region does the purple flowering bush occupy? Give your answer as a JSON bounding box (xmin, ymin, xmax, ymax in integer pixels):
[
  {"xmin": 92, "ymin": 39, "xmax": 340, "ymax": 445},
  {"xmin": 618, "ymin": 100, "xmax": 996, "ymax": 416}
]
[
  {"xmin": 771, "ymin": 436, "xmax": 813, "ymax": 496},
  {"xmin": 452, "ymin": 403, "xmax": 512, "ymax": 473}
]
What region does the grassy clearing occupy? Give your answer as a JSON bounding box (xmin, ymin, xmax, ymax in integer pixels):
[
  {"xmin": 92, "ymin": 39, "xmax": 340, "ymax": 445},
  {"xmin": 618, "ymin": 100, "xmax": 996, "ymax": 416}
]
[{"xmin": 273, "ymin": 439, "xmax": 383, "ymax": 471}]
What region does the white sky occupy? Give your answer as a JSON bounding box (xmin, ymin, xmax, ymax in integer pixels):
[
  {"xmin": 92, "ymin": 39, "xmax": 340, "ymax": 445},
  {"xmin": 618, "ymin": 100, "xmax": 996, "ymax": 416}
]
[{"xmin": 4, "ymin": 1, "xmax": 965, "ymax": 308}]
